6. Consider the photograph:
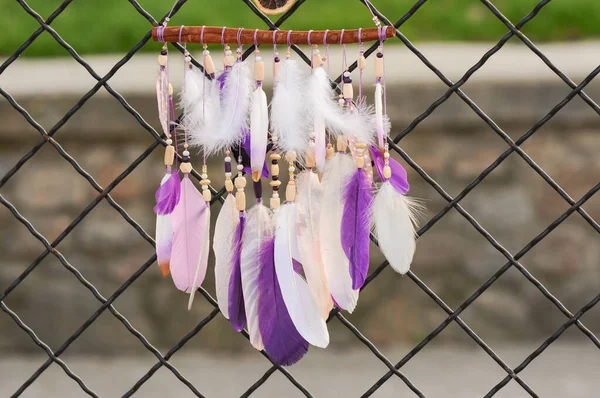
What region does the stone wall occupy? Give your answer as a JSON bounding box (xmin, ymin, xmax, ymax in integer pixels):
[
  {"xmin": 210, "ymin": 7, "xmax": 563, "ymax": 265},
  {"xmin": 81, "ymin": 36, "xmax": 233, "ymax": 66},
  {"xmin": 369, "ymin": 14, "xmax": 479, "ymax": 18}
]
[{"xmin": 1, "ymin": 78, "xmax": 600, "ymax": 355}]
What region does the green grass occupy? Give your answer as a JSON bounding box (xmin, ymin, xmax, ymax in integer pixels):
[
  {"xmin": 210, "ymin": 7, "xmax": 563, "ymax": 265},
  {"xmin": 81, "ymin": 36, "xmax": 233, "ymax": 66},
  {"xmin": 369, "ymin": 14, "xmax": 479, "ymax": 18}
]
[{"xmin": 3, "ymin": 0, "xmax": 600, "ymax": 57}]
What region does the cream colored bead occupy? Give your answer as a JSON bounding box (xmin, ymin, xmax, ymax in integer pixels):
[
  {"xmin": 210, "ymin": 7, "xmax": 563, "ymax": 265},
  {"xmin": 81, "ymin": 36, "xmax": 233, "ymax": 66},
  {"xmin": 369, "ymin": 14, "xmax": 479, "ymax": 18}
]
[
  {"xmin": 358, "ymin": 55, "xmax": 366, "ymax": 70},
  {"xmin": 270, "ymin": 153, "xmax": 282, "ymax": 161},
  {"xmin": 168, "ymin": 83, "xmax": 173, "ymax": 96},
  {"xmin": 158, "ymin": 54, "xmax": 168, "ymax": 66},
  {"xmin": 343, "ymin": 83, "xmax": 353, "ymax": 100},
  {"xmin": 225, "ymin": 179, "xmax": 234, "ymax": 192},
  {"xmin": 354, "ymin": 142, "xmax": 367, "ymax": 149},
  {"xmin": 271, "ymin": 164, "xmax": 279, "ymax": 176},
  {"xmin": 180, "ymin": 162, "xmax": 193, "ymax": 174},
  {"xmin": 285, "ymin": 151, "xmax": 297, "ymax": 163},
  {"xmin": 164, "ymin": 145, "xmax": 175, "ymax": 166},
  {"xmin": 204, "ymin": 54, "xmax": 216, "ymax": 75},
  {"xmin": 203, "ymin": 189, "xmax": 212, "ymax": 202},
  {"xmin": 374, "ymin": 56, "xmax": 384, "ymax": 79},
  {"xmin": 383, "ymin": 165, "xmax": 392, "ymax": 179},
  {"xmin": 311, "ymin": 53, "xmax": 322, "ymax": 68},
  {"xmin": 273, "ymin": 61, "xmax": 280, "ymax": 78},
  {"xmin": 254, "ymin": 60, "xmax": 265, "ymax": 82},
  {"xmin": 326, "ymin": 144, "xmax": 334, "ymax": 159},
  {"xmin": 305, "ymin": 150, "xmax": 316, "ymax": 169},
  {"xmin": 356, "ymin": 156, "xmax": 365, "ymax": 169},
  {"xmin": 269, "ymin": 180, "xmax": 282, "ymax": 187},
  {"xmin": 270, "ymin": 197, "xmax": 281, "ymax": 209},
  {"xmin": 286, "ymin": 180, "xmax": 296, "ymax": 202},
  {"xmin": 199, "ymin": 179, "xmax": 211, "ymax": 185},
  {"xmin": 235, "ymin": 176, "xmax": 247, "ymax": 189},
  {"xmin": 224, "ymin": 54, "xmax": 235, "ymax": 67},
  {"xmin": 236, "ymin": 191, "xmax": 246, "ymax": 211},
  {"xmin": 337, "ymin": 136, "xmax": 348, "ymax": 152}
]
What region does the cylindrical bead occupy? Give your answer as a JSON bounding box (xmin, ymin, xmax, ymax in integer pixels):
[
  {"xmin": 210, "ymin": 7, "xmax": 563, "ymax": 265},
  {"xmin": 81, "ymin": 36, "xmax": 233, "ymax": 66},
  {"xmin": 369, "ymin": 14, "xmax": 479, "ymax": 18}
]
[
  {"xmin": 164, "ymin": 145, "xmax": 175, "ymax": 166},
  {"xmin": 224, "ymin": 54, "xmax": 235, "ymax": 66},
  {"xmin": 158, "ymin": 54, "xmax": 168, "ymax": 66},
  {"xmin": 358, "ymin": 55, "xmax": 366, "ymax": 70},
  {"xmin": 254, "ymin": 60, "xmax": 265, "ymax": 81},
  {"xmin": 286, "ymin": 181, "xmax": 296, "ymax": 202},
  {"xmin": 311, "ymin": 54, "xmax": 322, "ymax": 68},
  {"xmin": 271, "ymin": 164, "xmax": 279, "ymax": 176},
  {"xmin": 273, "ymin": 61, "xmax": 280, "ymax": 78},
  {"xmin": 235, "ymin": 176, "xmax": 247, "ymax": 189},
  {"xmin": 374, "ymin": 57, "xmax": 384, "ymax": 78},
  {"xmin": 356, "ymin": 157, "xmax": 365, "ymax": 169},
  {"xmin": 326, "ymin": 144, "xmax": 334, "ymax": 159},
  {"xmin": 168, "ymin": 83, "xmax": 173, "ymax": 96},
  {"xmin": 180, "ymin": 162, "xmax": 193, "ymax": 174},
  {"xmin": 235, "ymin": 191, "xmax": 246, "ymax": 211},
  {"xmin": 270, "ymin": 197, "xmax": 281, "ymax": 209},
  {"xmin": 343, "ymin": 83, "xmax": 353, "ymax": 100},
  {"xmin": 337, "ymin": 136, "xmax": 348, "ymax": 152},
  {"xmin": 305, "ymin": 150, "xmax": 316, "ymax": 168},
  {"xmin": 204, "ymin": 54, "xmax": 216, "ymax": 74},
  {"xmin": 383, "ymin": 165, "xmax": 392, "ymax": 179},
  {"xmin": 225, "ymin": 179, "xmax": 234, "ymax": 192}
]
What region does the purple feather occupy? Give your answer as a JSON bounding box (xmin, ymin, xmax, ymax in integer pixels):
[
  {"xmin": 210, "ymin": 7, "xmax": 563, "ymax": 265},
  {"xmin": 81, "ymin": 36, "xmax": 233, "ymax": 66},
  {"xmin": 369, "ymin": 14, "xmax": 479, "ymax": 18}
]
[
  {"xmin": 242, "ymin": 130, "xmax": 270, "ymax": 178},
  {"xmin": 341, "ymin": 169, "xmax": 373, "ymax": 290},
  {"xmin": 228, "ymin": 213, "xmax": 246, "ymax": 332},
  {"xmin": 217, "ymin": 69, "xmax": 229, "ymax": 93},
  {"xmin": 258, "ymin": 237, "xmax": 309, "ymax": 366},
  {"xmin": 154, "ymin": 169, "xmax": 181, "ymax": 215},
  {"xmin": 370, "ymin": 145, "xmax": 410, "ymax": 195}
]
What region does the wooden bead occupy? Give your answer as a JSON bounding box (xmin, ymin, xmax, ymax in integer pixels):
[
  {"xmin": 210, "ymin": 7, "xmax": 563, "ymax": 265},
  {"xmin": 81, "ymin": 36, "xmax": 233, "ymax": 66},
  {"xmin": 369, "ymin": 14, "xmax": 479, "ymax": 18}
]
[
  {"xmin": 326, "ymin": 144, "xmax": 334, "ymax": 159},
  {"xmin": 354, "ymin": 142, "xmax": 367, "ymax": 149},
  {"xmin": 356, "ymin": 157, "xmax": 365, "ymax": 169},
  {"xmin": 383, "ymin": 165, "xmax": 392, "ymax": 179},
  {"xmin": 270, "ymin": 197, "xmax": 281, "ymax": 209},
  {"xmin": 204, "ymin": 54, "xmax": 216, "ymax": 74},
  {"xmin": 374, "ymin": 57, "xmax": 384, "ymax": 78},
  {"xmin": 168, "ymin": 83, "xmax": 173, "ymax": 96},
  {"xmin": 199, "ymin": 179, "xmax": 211, "ymax": 185},
  {"xmin": 358, "ymin": 55, "xmax": 366, "ymax": 70},
  {"xmin": 164, "ymin": 145, "xmax": 175, "ymax": 166},
  {"xmin": 269, "ymin": 180, "xmax": 282, "ymax": 187},
  {"xmin": 235, "ymin": 176, "xmax": 247, "ymax": 189},
  {"xmin": 236, "ymin": 191, "xmax": 246, "ymax": 211},
  {"xmin": 180, "ymin": 162, "xmax": 192, "ymax": 174},
  {"xmin": 305, "ymin": 149, "xmax": 316, "ymax": 168},
  {"xmin": 252, "ymin": 170, "xmax": 261, "ymax": 182},
  {"xmin": 254, "ymin": 60, "xmax": 265, "ymax": 81},
  {"xmin": 311, "ymin": 54, "xmax": 322, "ymax": 68},
  {"xmin": 203, "ymin": 189, "xmax": 212, "ymax": 202},
  {"xmin": 271, "ymin": 164, "xmax": 279, "ymax": 176},
  {"xmin": 273, "ymin": 61, "xmax": 280, "ymax": 78},
  {"xmin": 286, "ymin": 181, "xmax": 296, "ymax": 202},
  {"xmin": 270, "ymin": 153, "xmax": 282, "ymax": 161},
  {"xmin": 336, "ymin": 136, "xmax": 348, "ymax": 152},
  {"xmin": 224, "ymin": 54, "xmax": 235, "ymax": 67},
  {"xmin": 225, "ymin": 179, "xmax": 234, "ymax": 192},
  {"xmin": 158, "ymin": 54, "xmax": 168, "ymax": 66},
  {"xmin": 343, "ymin": 83, "xmax": 353, "ymax": 101},
  {"xmin": 285, "ymin": 151, "xmax": 297, "ymax": 163}
]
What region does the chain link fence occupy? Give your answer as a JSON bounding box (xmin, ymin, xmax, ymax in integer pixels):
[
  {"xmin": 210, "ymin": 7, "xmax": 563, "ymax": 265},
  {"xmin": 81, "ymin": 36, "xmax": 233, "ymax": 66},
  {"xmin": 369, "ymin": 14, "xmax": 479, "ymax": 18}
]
[{"xmin": 1, "ymin": 0, "xmax": 599, "ymax": 396}]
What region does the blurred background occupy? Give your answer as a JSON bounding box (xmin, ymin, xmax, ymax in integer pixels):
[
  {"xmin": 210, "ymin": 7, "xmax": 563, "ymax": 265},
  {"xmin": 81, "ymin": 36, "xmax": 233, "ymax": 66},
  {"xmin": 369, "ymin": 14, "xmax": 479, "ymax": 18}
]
[{"xmin": 1, "ymin": 0, "xmax": 600, "ymax": 397}]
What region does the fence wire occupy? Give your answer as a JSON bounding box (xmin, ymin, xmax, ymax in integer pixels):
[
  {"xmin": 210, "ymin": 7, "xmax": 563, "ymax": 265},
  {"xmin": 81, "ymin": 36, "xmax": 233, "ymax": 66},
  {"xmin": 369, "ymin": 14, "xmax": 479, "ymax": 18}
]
[{"xmin": 1, "ymin": 0, "xmax": 599, "ymax": 397}]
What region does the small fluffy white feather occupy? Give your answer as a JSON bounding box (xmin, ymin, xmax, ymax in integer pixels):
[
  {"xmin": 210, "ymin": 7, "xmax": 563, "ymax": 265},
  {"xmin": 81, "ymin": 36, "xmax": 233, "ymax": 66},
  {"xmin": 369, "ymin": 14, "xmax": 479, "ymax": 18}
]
[
  {"xmin": 250, "ymin": 86, "xmax": 268, "ymax": 177},
  {"xmin": 240, "ymin": 203, "xmax": 273, "ymax": 351},
  {"xmin": 320, "ymin": 153, "xmax": 359, "ymax": 312},
  {"xmin": 270, "ymin": 58, "xmax": 310, "ymax": 155},
  {"xmin": 213, "ymin": 195, "xmax": 239, "ymax": 318},
  {"xmin": 372, "ymin": 182, "xmax": 422, "ymax": 274},
  {"xmin": 345, "ymin": 100, "xmax": 377, "ymax": 145},
  {"xmin": 275, "ymin": 203, "xmax": 329, "ymax": 348},
  {"xmin": 295, "ymin": 171, "xmax": 333, "ymax": 319}
]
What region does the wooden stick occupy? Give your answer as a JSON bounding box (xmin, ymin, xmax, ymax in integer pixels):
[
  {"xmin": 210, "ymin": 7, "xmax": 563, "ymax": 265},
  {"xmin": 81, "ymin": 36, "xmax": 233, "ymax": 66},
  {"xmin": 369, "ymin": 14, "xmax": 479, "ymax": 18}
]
[{"xmin": 153, "ymin": 26, "xmax": 394, "ymax": 45}]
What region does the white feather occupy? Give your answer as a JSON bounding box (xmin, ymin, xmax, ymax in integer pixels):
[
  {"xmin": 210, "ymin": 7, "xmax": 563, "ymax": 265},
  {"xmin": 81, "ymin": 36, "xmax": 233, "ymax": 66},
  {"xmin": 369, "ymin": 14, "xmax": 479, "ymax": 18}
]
[
  {"xmin": 275, "ymin": 203, "xmax": 329, "ymax": 348},
  {"xmin": 295, "ymin": 171, "xmax": 333, "ymax": 319},
  {"xmin": 372, "ymin": 182, "xmax": 422, "ymax": 274},
  {"xmin": 320, "ymin": 153, "xmax": 359, "ymax": 312},
  {"xmin": 181, "ymin": 67, "xmax": 221, "ymax": 152},
  {"xmin": 345, "ymin": 101, "xmax": 377, "ymax": 145},
  {"xmin": 250, "ymin": 86, "xmax": 268, "ymax": 176},
  {"xmin": 213, "ymin": 195, "xmax": 239, "ymax": 318},
  {"xmin": 210, "ymin": 61, "xmax": 252, "ymax": 154},
  {"xmin": 240, "ymin": 204, "xmax": 272, "ymax": 350},
  {"xmin": 270, "ymin": 58, "xmax": 310, "ymax": 155},
  {"xmin": 188, "ymin": 205, "xmax": 211, "ymax": 310}
]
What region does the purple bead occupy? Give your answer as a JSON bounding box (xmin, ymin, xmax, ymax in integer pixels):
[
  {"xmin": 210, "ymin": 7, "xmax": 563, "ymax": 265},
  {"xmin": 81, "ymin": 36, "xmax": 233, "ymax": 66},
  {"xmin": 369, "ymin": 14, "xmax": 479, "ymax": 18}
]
[
  {"xmin": 182, "ymin": 156, "xmax": 191, "ymax": 163},
  {"xmin": 225, "ymin": 162, "xmax": 232, "ymax": 173},
  {"xmin": 343, "ymin": 77, "xmax": 352, "ymax": 84},
  {"xmin": 253, "ymin": 180, "xmax": 262, "ymax": 199},
  {"xmin": 376, "ymin": 52, "xmax": 384, "ymax": 58},
  {"xmin": 274, "ymin": 56, "xmax": 280, "ymax": 62}
]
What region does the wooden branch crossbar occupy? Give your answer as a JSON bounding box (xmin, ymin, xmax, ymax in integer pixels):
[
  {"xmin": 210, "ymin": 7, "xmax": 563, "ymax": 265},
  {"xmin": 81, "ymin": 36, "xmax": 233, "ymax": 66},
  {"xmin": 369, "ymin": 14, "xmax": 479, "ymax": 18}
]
[{"xmin": 152, "ymin": 26, "xmax": 394, "ymax": 45}]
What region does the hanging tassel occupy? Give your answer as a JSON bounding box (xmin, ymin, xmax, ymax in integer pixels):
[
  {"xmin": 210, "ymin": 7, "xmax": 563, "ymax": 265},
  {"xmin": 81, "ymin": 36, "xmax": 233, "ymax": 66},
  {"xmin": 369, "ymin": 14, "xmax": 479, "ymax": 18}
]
[
  {"xmin": 213, "ymin": 194, "xmax": 239, "ymax": 318},
  {"xmin": 250, "ymin": 48, "xmax": 269, "ymax": 182},
  {"xmin": 274, "ymin": 202, "xmax": 329, "ymax": 348},
  {"xmin": 258, "ymin": 232, "xmax": 309, "ymax": 366},
  {"xmin": 295, "ymin": 157, "xmax": 333, "ymax": 319},
  {"xmin": 320, "ymin": 138, "xmax": 358, "ymax": 312},
  {"xmin": 240, "ymin": 200, "xmax": 272, "ymax": 350},
  {"xmin": 341, "ymin": 143, "xmax": 373, "ymax": 290}
]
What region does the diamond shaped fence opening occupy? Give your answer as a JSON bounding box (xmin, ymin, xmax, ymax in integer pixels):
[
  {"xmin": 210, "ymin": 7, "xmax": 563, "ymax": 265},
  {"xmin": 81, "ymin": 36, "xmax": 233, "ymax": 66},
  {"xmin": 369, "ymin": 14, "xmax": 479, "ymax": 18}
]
[{"xmin": 1, "ymin": 0, "xmax": 599, "ymax": 397}]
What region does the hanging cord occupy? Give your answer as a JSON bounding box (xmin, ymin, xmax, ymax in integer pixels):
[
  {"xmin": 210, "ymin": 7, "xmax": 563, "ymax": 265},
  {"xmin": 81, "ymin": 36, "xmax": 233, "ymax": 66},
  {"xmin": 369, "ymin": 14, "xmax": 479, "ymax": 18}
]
[
  {"xmin": 286, "ymin": 30, "xmax": 293, "ymax": 54},
  {"xmin": 358, "ymin": 27, "xmax": 363, "ymax": 102},
  {"xmin": 221, "ymin": 26, "xmax": 227, "ymax": 58},
  {"xmin": 307, "ymin": 30, "xmax": 314, "ymax": 68},
  {"xmin": 364, "ymin": 0, "xmax": 382, "ymax": 27},
  {"xmin": 340, "ymin": 29, "xmax": 347, "ymax": 71},
  {"xmin": 236, "ymin": 28, "xmax": 244, "ymax": 161},
  {"xmin": 323, "ymin": 29, "xmax": 330, "ymax": 75},
  {"xmin": 272, "ymin": 29, "xmax": 278, "ymax": 54},
  {"xmin": 378, "ymin": 26, "xmax": 387, "ymax": 116},
  {"xmin": 201, "ymin": 26, "xmax": 208, "ymax": 165}
]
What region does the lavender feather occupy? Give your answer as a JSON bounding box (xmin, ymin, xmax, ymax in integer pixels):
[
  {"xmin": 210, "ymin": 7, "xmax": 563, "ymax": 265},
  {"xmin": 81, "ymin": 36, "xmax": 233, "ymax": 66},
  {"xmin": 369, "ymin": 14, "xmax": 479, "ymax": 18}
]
[
  {"xmin": 228, "ymin": 213, "xmax": 246, "ymax": 331},
  {"xmin": 341, "ymin": 169, "xmax": 373, "ymax": 290},
  {"xmin": 258, "ymin": 237, "xmax": 309, "ymax": 366},
  {"xmin": 370, "ymin": 145, "xmax": 410, "ymax": 195},
  {"xmin": 154, "ymin": 170, "xmax": 180, "ymax": 215}
]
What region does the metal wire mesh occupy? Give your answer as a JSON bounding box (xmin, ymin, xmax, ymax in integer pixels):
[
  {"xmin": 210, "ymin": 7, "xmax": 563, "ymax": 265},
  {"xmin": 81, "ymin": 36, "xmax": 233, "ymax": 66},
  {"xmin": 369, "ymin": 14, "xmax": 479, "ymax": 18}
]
[{"xmin": 1, "ymin": 0, "xmax": 599, "ymax": 397}]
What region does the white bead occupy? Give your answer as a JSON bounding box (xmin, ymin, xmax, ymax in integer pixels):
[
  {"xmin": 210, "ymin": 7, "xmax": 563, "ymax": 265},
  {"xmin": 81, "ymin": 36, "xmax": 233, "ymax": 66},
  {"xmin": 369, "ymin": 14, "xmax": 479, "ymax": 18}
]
[
  {"xmin": 183, "ymin": 150, "xmax": 190, "ymax": 156},
  {"xmin": 338, "ymin": 98, "xmax": 345, "ymax": 106},
  {"xmin": 356, "ymin": 148, "xmax": 364, "ymax": 154},
  {"xmin": 255, "ymin": 56, "xmax": 262, "ymax": 61},
  {"xmin": 225, "ymin": 172, "xmax": 232, "ymax": 177},
  {"xmin": 226, "ymin": 50, "xmax": 232, "ymax": 56},
  {"xmin": 166, "ymin": 138, "xmax": 173, "ymax": 145},
  {"xmin": 343, "ymin": 71, "xmax": 350, "ymax": 77},
  {"xmin": 288, "ymin": 167, "xmax": 295, "ymax": 172},
  {"xmin": 224, "ymin": 156, "xmax": 231, "ymax": 162},
  {"xmin": 203, "ymin": 50, "xmax": 210, "ymax": 55},
  {"xmin": 184, "ymin": 56, "xmax": 191, "ymax": 62},
  {"xmin": 201, "ymin": 185, "xmax": 208, "ymax": 190},
  {"xmin": 383, "ymin": 152, "xmax": 390, "ymax": 159},
  {"xmin": 314, "ymin": 49, "xmax": 320, "ymax": 54},
  {"xmin": 273, "ymin": 193, "xmax": 279, "ymax": 198},
  {"xmin": 201, "ymin": 173, "xmax": 208, "ymax": 179},
  {"xmin": 237, "ymin": 164, "xmax": 244, "ymax": 171}
]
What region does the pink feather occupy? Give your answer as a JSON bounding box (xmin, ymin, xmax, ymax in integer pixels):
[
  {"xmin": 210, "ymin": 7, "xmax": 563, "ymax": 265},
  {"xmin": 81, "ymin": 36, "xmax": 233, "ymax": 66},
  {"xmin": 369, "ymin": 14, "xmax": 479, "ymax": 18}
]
[{"xmin": 170, "ymin": 175, "xmax": 210, "ymax": 294}]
